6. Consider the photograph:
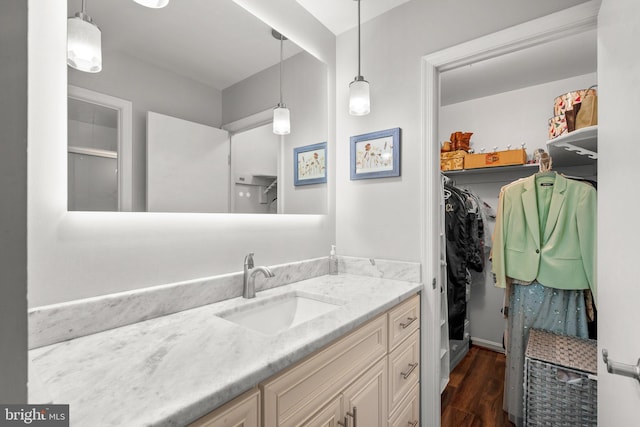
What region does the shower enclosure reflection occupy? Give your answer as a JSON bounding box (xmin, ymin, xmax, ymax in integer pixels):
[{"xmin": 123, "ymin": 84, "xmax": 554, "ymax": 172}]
[
  {"xmin": 68, "ymin": 85, "xmax": 133, "ymax": 211},
  {"xmin": 68, "ymin": 99, "xmax": 118, "ymax": 211}
]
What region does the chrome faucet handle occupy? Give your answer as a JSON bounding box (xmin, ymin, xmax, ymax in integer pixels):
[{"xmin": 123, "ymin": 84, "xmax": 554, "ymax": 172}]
[{"xmin": 244, "ymin": 252, "xmax": 255, "ymax": 268}]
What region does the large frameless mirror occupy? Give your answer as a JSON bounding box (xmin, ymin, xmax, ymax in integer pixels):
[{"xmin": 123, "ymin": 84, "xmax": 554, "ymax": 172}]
[{"xmin": 66, "ymin": 0, "xmax": 328, "ymax": 214}]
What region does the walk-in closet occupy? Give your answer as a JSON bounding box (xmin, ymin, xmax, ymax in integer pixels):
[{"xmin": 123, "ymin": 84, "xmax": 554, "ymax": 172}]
[{"xmin": 436, "ymin": 10, "xmax": 598, "ymax": 427}]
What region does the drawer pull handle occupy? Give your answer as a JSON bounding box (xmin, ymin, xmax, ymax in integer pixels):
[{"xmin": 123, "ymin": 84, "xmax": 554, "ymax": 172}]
[
  {"xmin": 401, "ymin": 362, "xmax": 419, "ymax": 379},
  {"xmin": 400, "ymin": 316, "xmax": 417, "ymax": 329},
  {"xmin": 347, "ymin": 406, "xmax": 357, "ymax": 427},
  {"xmin": 338, "ymin": 416, "xmax": 347, "ymax": 427},
  {"xmin": 408, "ymin": 421, "xmax": 419, "ymax": 427}
]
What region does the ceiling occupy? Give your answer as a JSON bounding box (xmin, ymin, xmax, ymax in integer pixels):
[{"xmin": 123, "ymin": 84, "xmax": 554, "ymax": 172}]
[
  {"xmin": 69, "ymin": 0, "xmax": 303, "ymax": 91},
  {"xmin": 441, "ymin": 29, "xmax": 597, "ymax": 106},
  {"xmin": 295, "ymin": 0, "xmax": 412, "ymax": 35},
  {"xmin": 70, "ymin": 1, "xmax": 596, "ymax": 99}
]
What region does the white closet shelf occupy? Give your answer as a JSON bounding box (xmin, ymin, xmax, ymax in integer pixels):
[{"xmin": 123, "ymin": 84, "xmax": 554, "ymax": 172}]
[
  {"xmin": 442, "ymin": 163, "xmax": 538, "ymax": 176},
  {"xmin": 546, "ymin": 125, "xmax": 597, "ymax": 166}
]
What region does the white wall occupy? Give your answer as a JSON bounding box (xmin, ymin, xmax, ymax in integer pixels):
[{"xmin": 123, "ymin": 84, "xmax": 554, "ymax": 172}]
[
  {"xmin": 223, "ymin": 51, "xmax": 329, "ymax": 214},
  {"xmin": 28, "ymin": 0, "xmax": 335, "ymax": 307},
  {"xmin": 69, "ymin": 50, "xmax": 223, "ymax": 211},
  {"xmin": 597, "ymin": 0, "xmax": 640, "ymax": 424},
  {"xmin": 335, "ymin": 0, "xmax": 590, "ymax": 262}
]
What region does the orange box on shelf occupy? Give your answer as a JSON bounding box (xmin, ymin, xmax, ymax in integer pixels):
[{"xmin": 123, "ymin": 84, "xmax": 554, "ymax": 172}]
[
  {"xmin": 440, "ymin": 150, "xmax": 466, "ymax": 171},
  {"xmin": 464, "ymin": 148, "xmax": 527, "ymax": 169}
]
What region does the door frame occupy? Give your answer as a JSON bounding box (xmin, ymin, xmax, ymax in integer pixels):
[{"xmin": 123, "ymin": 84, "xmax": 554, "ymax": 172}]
[{"xmin": 418, "ymin": 2, "xmax": 600, "ymax": 425}]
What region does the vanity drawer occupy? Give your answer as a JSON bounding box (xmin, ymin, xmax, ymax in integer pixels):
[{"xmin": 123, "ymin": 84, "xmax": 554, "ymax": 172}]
[
  {"xmin": 188, "ymin": 387, "xmax": 260, "ymax": 427},
  {"xmin": 262, "ymin": 314, "xmax": 387, "ymax": 427},
  {"xmin": 388, "ymin": 383, "xmax": 420, "ymax": 427},
  {"xmin": 388, "ymin": 294, "xmax": 420, "ymax": 351},
  {"xmin": 388, "ymin": 329, "xmax": 420, "ymax": 412}
]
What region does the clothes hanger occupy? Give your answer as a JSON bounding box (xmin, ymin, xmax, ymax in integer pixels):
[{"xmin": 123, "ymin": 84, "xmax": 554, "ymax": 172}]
[{"xmin": 535, "ymin": 151, "xmax": 556, "ymax": 178}]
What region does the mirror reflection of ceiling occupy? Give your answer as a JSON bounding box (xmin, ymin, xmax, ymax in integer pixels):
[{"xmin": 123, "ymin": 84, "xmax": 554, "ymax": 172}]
[
  {"xmin": 295, "ymin": 0, "xmax": 412, "ymax": 35},
  {"xmin": 441, "ymin": 29, "xmax": 597, "ymax": 106},
  {"xmin": 67, "ymin": 0, "xmax": 303, "ymax": 90}
]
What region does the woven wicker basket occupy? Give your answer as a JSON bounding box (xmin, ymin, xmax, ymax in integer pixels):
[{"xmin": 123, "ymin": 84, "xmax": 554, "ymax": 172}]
[{"xmin": 524, "ymin": 329, "xmax": 597, "ymax": 427}]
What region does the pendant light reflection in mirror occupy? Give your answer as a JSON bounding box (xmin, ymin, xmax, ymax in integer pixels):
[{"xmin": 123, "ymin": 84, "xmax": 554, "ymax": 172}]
[
  {"xmin": 68, "ymin": 0, "xmax": 171, "ymax": 74},
  {"xmin": 272, "ymin": 29, "xmax": 291, "ymax": 135},
  {"xmin": 67, "ymin": 0, "xmax": 102, "ymax": 73},
  {"xmin": 349, "ymin": 0, "xmax": 370, "ymax": 116}
]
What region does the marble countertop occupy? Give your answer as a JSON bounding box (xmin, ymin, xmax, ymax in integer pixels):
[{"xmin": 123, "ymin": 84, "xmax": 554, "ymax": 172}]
[{"xmin": 29, "ymin": 274, "xmax": 422, "ymax": 426}]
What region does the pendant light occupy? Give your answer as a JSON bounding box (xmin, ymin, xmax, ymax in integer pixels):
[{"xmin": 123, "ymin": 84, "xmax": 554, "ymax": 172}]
[
  {"xmin": 349, "ymin": 0, "xmax": 370, "ymax": 116},
  {"xmin": 132, "ymin": 0, "xmax": 170, "ymax": 8},
  {"xmin": 272, "ymin": 29, "xmax": 291, "ymax": 135},
  {"xmin": 67, "ymin": 0, "xmax": 102, "ymax": 73}
]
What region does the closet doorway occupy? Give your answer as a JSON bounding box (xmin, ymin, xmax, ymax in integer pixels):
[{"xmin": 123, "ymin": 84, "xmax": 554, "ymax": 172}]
[{"xmin": 419, "ymin": 2, "xmax": 600, "ymax": 426}]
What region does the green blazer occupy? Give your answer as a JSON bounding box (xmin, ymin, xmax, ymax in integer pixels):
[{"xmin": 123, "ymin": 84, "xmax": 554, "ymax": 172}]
[{"xmin": 491, "ymin": 173, "xmax": 597, "ymax": 303}]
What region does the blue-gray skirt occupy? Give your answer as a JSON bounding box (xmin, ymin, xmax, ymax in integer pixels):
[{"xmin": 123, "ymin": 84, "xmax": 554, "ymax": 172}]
[{"xmin": 504, "ymin": 282, "xmax": 589, "ymax": 427}]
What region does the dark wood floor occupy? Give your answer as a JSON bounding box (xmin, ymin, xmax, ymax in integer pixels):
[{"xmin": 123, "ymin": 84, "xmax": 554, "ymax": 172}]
[{"xmin": 441, "ymin": 346, "xmax": 515, "ymax": 427}]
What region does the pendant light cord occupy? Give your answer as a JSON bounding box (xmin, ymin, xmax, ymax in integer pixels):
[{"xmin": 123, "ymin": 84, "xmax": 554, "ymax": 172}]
[
  {"xmin": 357, "ymin": 0, "xmax": 361, "ymax": 78},
  {"xmin": 279, "ymin": 34, "xmax": 284, "ymax": 105},
  {"xmin": 82, "ymin": 0, "xmax": 87, "ymax": 14}
]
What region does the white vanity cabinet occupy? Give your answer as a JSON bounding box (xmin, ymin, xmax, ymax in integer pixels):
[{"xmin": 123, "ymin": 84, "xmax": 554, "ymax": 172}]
[
  {"xmin": 262, "ymin": 294, "xmax": 420, "ymax": 427},
  {"xmin": 261, "ymin": 311, "xmax": 388, "ymax": 426},
  {"xmin": 189, "ymin": 294, "xmax": 420, "ymax": 427}
]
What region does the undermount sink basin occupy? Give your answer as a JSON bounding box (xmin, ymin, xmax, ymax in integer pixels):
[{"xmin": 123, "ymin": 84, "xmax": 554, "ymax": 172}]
[{"xmin": 216, "ymin": 292, "xmax": 344, "ymax": 335}]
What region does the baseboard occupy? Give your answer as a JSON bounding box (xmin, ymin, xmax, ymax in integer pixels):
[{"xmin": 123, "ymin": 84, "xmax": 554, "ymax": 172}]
[{"xmin": 471, "ymin": 337, "xmax": 505, "ymax": 354}]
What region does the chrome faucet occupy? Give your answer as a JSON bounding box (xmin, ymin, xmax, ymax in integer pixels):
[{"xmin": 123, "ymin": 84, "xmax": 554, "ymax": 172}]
[{"xmin": 243, "ymin": 253, "xmax": 275, "ymax": 298}]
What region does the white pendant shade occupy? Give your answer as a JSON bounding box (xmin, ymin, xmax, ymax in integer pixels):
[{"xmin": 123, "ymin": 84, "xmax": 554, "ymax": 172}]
[
  {"xmin": 273, "ymin": 105, "xmax": 291, "ymax": 135},
  {"xmin": 132, "ymin": 0, "xmax": 170, "ymax": 8},
  {"xmin": 349, "ymin": 78, "xmax": 370, "ymax": 116},
  {"xmin": 67, "ymin": 15, "xmax": 102, "ymax": 73}
]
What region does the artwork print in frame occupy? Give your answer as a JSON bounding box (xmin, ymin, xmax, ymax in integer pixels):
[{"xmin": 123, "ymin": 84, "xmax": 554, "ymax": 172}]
[
  {"xmin": 294, "ymin": 142, "xmax": 327, "ymax": 186},
  {"xmin": 350, "ymin": 127, "xmax": 400, "ymax": 180}
]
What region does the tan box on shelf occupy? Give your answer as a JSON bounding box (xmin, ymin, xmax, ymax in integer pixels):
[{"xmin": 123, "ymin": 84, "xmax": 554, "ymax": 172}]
[
  {"xmin": 440, "ymin": 150, "xmax": 466, "ymax": 171},
  {"xmin": 464, "ymin": 148, "xmax": 527, "ymax": 169}
]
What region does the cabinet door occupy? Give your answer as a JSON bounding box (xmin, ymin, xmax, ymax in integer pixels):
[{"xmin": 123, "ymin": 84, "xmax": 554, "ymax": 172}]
[
  {"xmin": 301, "ymin": 396, "xmax": 344, "ymax": 427},
  {"xmin": 342, "ymin": 358, "xmax": 388, "ymax": 427},
  {"xmin": 188, "ymin": 388, "xmax": 260, "ymax": 427},
  {"xmin": 262, "ymin": 315, "xmax": 387, "ymax": 427}
]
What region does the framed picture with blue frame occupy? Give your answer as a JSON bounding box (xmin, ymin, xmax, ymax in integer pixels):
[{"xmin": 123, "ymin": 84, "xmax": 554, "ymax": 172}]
[
  {"xmin": 294, "ymin": 142, "xmax": 327, "ymax": 186},
  {"xmin": 350, "ymin": 127, "xmax": 400, "ymax": 180}
]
